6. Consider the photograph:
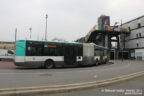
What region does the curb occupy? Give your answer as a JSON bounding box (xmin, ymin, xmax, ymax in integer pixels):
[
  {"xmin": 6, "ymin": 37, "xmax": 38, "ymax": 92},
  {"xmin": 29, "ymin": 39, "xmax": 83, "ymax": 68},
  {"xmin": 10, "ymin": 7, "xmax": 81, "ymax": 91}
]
[{"xmin": 0, "ymin": 71, "xmax": 144, "ymax": 96}]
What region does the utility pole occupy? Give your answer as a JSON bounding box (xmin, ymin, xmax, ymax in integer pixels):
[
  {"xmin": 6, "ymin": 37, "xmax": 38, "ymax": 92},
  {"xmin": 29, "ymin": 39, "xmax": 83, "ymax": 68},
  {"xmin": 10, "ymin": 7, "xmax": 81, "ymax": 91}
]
[
  {"xmin": 15, "ymin": 28, "xmax": 17, "ymax": 43},
  {"xmin": 29, "ymin": 27, "xmax": 32, "ymax": 39},
  {"xmin": 114, "ymin": 43, "xmax": 116, "ymax": 64},
  {"xmin": 14, "ymin": 28, "xmax": 17, "ymax": 56},
  {"xmin": 45, "ymin": 14, "xmax": 48, "ymax": 41},
  {"xmin": 121, "ymin": 19, "xmax": 124, "ymax": 62}
]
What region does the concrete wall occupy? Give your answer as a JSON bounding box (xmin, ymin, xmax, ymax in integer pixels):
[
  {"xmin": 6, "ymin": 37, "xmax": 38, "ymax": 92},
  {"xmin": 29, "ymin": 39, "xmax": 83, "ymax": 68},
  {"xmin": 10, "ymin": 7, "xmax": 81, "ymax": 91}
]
[
  {"xmin": 120, "ymin": 16, "xmax": 144, "ymax": 60},
  {"xmin": 120, "ymin": 16, "xmax": 144, "ymax": 50},
  {"xmin": 124, "ymin": 38, "xmax": 144, "ymax": 49},
  {"xmin": 125, "ymin": 30, "xmax": 137, "ymax": 40},
  {"xmin": 122, "ymin": 16, "xmax": 144, "ymax": 30},
  {"xmin": 139, "ymin": 17, "xmax": 144, "ymax": 26}
]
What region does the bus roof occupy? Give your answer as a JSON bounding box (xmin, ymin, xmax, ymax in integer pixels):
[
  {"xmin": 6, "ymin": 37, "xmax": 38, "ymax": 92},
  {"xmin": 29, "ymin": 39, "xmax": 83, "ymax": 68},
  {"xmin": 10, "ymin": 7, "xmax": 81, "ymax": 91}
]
[
  {"xmin": 17, "ymin": 40, "xmax": 108, "ymax": 49},
  {"xmin": 17, "ymin": 40, "xmax": 83, "ymax": 45}
]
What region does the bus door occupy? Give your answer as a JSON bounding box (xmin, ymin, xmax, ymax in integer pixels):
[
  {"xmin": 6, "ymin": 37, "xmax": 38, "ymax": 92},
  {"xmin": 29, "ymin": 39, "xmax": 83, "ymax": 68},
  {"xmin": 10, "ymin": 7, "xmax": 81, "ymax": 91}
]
[{"xmin": 64, "ymin": 46, "xmax": 76, "ymax": 65}]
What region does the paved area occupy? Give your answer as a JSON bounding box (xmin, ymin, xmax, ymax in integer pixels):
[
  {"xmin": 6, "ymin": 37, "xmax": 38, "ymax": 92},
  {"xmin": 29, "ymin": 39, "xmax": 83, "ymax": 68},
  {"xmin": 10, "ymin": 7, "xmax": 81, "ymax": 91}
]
[
  {"xmin": 44, "ymin": 75, "xmax": 144, "ymax": 96},
  {"xmin": 0, "ymin": 60, "xmax": 16, "ymax": 69},
  {"xmin": 0, "ymin": 60, "xmax": 143, "ymax": 89}
]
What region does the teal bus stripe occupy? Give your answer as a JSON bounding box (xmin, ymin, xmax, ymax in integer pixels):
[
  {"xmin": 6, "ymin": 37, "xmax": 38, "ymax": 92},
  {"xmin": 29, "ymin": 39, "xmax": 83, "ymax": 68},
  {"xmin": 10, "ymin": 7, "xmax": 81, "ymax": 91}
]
[{"xmin": 15, "ymin": 40, "xmax": 26, "ymax": 56}]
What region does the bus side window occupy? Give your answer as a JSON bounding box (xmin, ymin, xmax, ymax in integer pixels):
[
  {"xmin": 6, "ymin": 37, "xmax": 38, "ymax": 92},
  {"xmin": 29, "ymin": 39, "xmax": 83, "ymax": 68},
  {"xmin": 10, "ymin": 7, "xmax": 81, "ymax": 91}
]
[
  {"xmin": 56, "ymin": 46, "xmax": 63, "ymax": 56},
  {"xmin": 27, "ymin": 46, "xmax": 31, "ymax": 56},
  {"xmin": 36, "ymin": 46, "xmax": 42, "ymax": 56},
  {"xmin": 44, "ymin": 45, "xmax": 56, "ymax": 56},
  {"xmin": 78, "ymin": 47, "xmax": 82, "ymax": 56},
  {"xmin": 28, "ymin": 46, "xmax": 31, "ymax": 51},
  {"xmin": 31, "ymin": 47, "xmax": 37, "ymax": 56},
  {"xmin": 27, "ymin": 46, "xmax": 37, "ymax": 56},
  {"xmin": 49, "ymin": 48, "xmax": 56, "ymax": 56},
  {"xmin": 44, "ymin": 47, "xmax": 49, "ymax": 56},
  {"xmin": 27, "ymin": 43, "xmax": 43, "ymax": 56}
]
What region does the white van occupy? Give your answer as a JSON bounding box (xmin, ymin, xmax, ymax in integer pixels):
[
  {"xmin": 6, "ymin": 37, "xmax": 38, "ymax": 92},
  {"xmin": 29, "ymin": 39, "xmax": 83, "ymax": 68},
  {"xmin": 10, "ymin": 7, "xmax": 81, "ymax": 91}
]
[{"xmin": 0, "ymin": 49, "xmax": 14, "ymax": 56}]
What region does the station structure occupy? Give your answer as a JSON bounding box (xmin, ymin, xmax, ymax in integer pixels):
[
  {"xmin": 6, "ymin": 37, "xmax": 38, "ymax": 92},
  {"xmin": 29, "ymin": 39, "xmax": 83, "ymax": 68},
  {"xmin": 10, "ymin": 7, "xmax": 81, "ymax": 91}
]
[
  {"xmin": 75, "ymin": 15, "xmax": 131, "ymax": 60},
  {"xmin": 76, "ymin": 15, "xmax": 144, "ymax": 61}
]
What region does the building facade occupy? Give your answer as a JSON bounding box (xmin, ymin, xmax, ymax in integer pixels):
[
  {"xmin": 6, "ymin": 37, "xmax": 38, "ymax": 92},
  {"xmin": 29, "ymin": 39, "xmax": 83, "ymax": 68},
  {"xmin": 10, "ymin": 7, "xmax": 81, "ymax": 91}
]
[{"xmin": 120, "ymin": 15, "xmax": 144, "ymax": 60}]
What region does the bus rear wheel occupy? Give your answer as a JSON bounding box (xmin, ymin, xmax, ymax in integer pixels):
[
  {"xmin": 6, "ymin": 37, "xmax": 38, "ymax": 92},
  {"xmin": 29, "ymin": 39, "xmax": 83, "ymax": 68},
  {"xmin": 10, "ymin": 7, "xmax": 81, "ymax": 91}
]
[{"xmin": 44, "ymin": 60, "xmax": 54, "ymax": 69}]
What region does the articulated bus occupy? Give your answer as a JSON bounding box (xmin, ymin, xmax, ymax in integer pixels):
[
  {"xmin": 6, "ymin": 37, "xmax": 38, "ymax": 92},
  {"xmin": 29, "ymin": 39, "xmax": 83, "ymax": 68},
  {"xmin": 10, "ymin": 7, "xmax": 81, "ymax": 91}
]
[{"xmin": 14, "ymin": 40, "xmax": 108, "ymax": 68}]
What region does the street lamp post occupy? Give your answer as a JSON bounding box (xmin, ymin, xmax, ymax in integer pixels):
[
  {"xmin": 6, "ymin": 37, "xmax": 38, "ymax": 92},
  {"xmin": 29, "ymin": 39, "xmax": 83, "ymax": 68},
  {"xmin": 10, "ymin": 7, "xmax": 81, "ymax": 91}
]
[
  {"xmin": 14, "ymin": 28, "xmax": 17, "ymax": 56},
  {"xmin": 121, "ymin": 19, "xmax": 124, "ymax": 63},
  {"xmin": 15, "ymin": 28, "xmax": 17, "ymax": 43},
  {"xmin": 45, "ymin": 14, "xmax": 48, "ymax": 41},
  {"xmin": 113, "ymin": 22, "xmax": 118, "ymax": 64},
  {"xmin": 29, "ymin": 27, "xmax": 32, "ymax": 39}
]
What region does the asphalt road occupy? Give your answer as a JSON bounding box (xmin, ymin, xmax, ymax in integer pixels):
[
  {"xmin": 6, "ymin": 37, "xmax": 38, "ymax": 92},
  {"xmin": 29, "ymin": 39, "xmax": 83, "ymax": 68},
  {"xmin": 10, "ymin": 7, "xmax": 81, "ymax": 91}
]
[
  {"xmin": 0, "ymin": 60, "xmax": 144, "ymax": 89},
  {"xmin": 44, "ymin": 75, "xmax": 144, "ymax": 96}
]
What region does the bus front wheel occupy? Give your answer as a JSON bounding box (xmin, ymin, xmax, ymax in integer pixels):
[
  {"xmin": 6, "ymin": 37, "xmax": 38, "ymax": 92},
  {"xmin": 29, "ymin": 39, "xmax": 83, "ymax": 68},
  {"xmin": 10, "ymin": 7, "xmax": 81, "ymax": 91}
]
[{"xmin": 44, "ymin": 60, "xmax": 54, "ymax": 69}]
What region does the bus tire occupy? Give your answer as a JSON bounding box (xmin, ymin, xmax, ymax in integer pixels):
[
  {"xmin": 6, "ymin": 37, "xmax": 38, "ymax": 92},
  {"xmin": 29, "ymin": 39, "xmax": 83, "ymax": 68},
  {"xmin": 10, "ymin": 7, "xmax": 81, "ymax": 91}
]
[{"xmin": 44, "ymin": 60, "xmax": 54, "ymax": 69}]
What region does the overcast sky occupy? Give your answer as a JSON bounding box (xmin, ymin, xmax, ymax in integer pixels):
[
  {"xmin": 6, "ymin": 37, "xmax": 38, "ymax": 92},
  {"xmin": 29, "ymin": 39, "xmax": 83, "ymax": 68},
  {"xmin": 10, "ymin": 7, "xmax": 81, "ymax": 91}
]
[{"xmin": 0, "ymin": 0, "xmax": 144, "ymax": 42}]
